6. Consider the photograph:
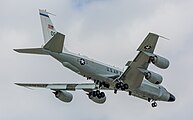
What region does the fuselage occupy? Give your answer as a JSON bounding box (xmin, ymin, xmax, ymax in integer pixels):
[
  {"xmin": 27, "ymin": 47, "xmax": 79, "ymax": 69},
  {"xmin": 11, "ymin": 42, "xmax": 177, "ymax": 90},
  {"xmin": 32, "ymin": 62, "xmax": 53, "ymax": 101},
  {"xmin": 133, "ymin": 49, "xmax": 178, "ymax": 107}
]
[
  {"xmin": 15, "ymin": 10, "xmax": 175, "ymax": 107},
  {"xmin": 48, "ymin": 50, "xmax": 175, "ymax": 102}
]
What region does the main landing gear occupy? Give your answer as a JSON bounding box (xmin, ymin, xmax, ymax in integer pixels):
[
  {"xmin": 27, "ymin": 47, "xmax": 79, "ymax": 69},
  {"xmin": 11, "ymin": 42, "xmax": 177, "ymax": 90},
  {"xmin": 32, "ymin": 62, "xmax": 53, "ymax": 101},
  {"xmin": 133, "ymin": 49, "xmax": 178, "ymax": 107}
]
[
  {"xmin": 148, "ymin": 98, "xmax": 157, "ymax": 108},
  {"xmin": 88, "ymin": 90, "xmax": 105, "ymax": 99},
  {"xmin": 114, "ymin": 82, "xmax": 128, "ymax": 94},
  {"xmin": 94, "ymin": 80, "xmax": 110, "ymax": 89}
]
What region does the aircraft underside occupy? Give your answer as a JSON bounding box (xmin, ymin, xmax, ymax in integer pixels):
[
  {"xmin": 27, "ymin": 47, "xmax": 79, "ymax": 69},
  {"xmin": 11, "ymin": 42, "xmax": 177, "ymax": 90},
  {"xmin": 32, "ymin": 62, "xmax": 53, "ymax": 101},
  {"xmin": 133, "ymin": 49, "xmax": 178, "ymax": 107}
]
[{"xmin": 14, "ymin": 9, "xmax": 175, "ymax": 108}]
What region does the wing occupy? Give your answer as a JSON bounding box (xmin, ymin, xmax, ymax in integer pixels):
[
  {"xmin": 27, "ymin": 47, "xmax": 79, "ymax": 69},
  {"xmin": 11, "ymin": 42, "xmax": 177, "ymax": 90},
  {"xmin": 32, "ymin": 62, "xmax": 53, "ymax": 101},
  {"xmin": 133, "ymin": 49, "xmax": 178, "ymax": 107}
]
[
  {"xmin": 119, "ymin": 33, "xmax": 159, "ymax": 89},
  {"xmin": 15, "ymin": 83, "xmax": 99, "ymax": 91},
  {"xmin": 15, "ymin": 83, "xmax": 109, "ymax": 104}
]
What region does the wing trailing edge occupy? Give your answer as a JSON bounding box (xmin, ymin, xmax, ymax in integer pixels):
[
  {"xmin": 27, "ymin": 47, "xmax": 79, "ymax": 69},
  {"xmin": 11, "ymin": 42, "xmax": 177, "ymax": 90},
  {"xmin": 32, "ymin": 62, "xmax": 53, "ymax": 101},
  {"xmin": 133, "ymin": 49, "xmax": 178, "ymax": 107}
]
[{"xmin": 15, "ymin": 83, "xmax": 98, "ymax": 91}]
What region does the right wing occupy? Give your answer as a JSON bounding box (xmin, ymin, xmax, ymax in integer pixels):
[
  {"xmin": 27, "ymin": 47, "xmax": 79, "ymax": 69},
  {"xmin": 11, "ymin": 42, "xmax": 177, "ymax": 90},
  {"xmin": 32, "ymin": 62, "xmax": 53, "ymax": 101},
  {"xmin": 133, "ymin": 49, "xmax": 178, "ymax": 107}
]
[{"xmin": 119, "ymin": 33, "xmax": 159, "ymax": 89}]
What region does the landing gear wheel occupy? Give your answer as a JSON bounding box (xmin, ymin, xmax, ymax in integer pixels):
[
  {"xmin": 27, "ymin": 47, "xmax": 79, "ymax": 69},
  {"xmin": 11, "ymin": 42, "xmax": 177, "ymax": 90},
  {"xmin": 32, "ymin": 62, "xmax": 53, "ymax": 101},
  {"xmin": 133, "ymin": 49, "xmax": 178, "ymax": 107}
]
[
  {"xmin": 115, "ymin": 83, "xmax": 121, "ymax": 89},
  {"xmin": 88, "ymin": 92, "xmax": 92, "ymax": 99},
  {"xmin": 96, "ymin": 90, "xmax": 100, "ymax": 95},
  {"xmin": 97, "ymin": 93, "xmax": 102, "ymax": 99},
  {"xmin": 89, "ymin": 90, "xmax": 105, "ymax": 99},
  {"xmin": 92, "ymin": 91, "xmax": 97, "ymax": 97},
  {"xmin": 123, "ymin": 84, "xmax": 128, "ymax": 90},
  {"xmin": 95, "ymin": 90, "xmax": 101, "ymax": 99},
  {"xmin": 151, "ymin": 102, "xmax": 157, "ymax": 108},
  {"xmin": 100, "ymin": 92, "xmax": 105, "ymax": 98},
  {"xmin": 115, "ymin": 82, "xmax": 128, "ymax": 90},
  {"xmin": 121, "ymin": 85, "xmax": 125, "ymax": 90}
]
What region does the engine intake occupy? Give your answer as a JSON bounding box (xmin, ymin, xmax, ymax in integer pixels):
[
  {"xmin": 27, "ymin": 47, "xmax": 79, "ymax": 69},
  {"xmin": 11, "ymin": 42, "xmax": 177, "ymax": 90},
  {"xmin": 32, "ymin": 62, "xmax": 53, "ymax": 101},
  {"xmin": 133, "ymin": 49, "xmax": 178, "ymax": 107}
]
[
  {"xmin": 145, "ymin": 71, "xmax": 163, "ymax": 84},
  {"xmin": 53, "ymin": 90, "xmax": 73, "ymax": 103}
]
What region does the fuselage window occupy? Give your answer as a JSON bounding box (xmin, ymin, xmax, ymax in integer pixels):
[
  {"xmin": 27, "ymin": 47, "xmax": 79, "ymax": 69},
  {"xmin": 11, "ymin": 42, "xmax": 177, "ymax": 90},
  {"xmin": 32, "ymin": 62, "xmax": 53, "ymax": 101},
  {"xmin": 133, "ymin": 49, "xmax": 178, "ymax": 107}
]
[
  {"xmin": 114, "ymin": 70, "xmax": 118, "ymax": 74},
  {"xmin": 107, "ymin": 67, "xmax": 109, "ymax": 71},
  {"xmin": 107, "ymin": 67, "xmax": 120, "ymax": 74}
]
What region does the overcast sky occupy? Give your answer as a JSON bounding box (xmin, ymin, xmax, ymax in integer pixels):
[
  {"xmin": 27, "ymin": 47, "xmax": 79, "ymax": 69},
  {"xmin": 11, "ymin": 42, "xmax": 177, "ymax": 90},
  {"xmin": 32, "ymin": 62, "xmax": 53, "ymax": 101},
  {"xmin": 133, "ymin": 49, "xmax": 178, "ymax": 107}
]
[{"xmin": 1, "ymin": 0, "xmax": 193, "ymax": 120}]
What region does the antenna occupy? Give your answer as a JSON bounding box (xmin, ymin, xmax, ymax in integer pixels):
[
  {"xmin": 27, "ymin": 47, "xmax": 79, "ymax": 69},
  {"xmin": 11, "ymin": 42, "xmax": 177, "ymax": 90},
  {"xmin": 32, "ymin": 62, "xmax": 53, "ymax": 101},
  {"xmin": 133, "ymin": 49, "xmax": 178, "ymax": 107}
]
[
  {"xmin": 159, "ymin": 35, "xmax": 170, "ymax": 40},
  {"xmin": 40, "ymin": 9, "xmax": 56, "ymax": 16}
]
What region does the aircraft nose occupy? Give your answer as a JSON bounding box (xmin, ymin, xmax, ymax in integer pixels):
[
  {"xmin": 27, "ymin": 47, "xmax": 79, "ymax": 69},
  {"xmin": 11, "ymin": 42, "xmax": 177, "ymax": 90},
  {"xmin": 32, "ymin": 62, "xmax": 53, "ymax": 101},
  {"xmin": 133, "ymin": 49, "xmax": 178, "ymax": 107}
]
[{"xmin": 168, "ymin": 93, "xmax": 175, "ymax": 102}]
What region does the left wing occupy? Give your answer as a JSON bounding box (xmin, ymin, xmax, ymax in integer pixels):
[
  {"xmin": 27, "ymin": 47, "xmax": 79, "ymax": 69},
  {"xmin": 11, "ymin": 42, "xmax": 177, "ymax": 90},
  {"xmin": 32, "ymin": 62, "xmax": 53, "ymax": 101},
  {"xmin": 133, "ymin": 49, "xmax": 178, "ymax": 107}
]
[
  {"xmin": 15, "ymin": 83, "xmax": 98, "ymax": 91},
  {"xmin": 119, "ymin": 33, "xmax": 159, "ymax": 88},
  {"xmin": 15, "ymin": 83, "xmax": 107, "ymax": 104}
]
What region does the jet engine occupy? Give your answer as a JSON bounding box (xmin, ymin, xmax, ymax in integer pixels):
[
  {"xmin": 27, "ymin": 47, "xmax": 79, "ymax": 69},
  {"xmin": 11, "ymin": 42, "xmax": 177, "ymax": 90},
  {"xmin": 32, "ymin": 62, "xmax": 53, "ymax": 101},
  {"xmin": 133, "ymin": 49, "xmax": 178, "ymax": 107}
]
[
  {"xmin": 53, "ymin": 90, "xmax": 73, "ymax": 103},
  {"xmin": 88, "ymin": 90, "xmax": 106, "ymax": 104},
  {"xmin": 144, "ymin": 71, "xmax": 163, "ymax": 84},
  {"xmin": 149, "ymin": 54, "xmax": 169, "ymax": 69}
]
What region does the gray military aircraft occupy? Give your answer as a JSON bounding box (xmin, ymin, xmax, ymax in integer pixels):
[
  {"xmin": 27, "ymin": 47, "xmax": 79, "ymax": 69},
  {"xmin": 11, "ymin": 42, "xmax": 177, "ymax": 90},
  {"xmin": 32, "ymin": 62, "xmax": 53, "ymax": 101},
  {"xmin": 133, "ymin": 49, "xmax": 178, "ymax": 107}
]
[{"xmin": 15, "ymin": 9, "xmax": 175, "ymax": 107}]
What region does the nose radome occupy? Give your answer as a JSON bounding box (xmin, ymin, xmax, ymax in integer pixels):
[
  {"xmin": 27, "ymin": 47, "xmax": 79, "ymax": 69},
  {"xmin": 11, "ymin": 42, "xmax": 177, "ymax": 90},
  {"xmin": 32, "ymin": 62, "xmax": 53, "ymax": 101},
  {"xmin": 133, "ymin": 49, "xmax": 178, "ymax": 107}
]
[{"xmin": 168, "ymin": 93, "xmax": 175, "ymax": 102}]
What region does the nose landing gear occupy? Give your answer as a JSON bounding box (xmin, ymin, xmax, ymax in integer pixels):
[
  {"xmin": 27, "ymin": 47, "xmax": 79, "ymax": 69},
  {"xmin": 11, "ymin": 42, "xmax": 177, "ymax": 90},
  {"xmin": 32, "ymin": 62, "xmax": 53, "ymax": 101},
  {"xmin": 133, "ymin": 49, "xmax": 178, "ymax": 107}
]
[
  {"xmin": 151, "ymin": 102, "xmax": 157, "ymax": 107},
  {"xmin": 148, "ymin": 98, "xmax": 157, "ymax": 108}
]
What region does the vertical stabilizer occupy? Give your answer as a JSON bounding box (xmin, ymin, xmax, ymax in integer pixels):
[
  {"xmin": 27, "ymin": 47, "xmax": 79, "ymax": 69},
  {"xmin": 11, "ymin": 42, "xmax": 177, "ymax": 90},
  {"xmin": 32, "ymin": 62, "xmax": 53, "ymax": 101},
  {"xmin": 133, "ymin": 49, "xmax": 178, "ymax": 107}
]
[
  {"xmin": 14, "ymin": 9, "xmax": 66, "ymax": 55},
  {"xmin": 39, "ymin": 9, "xmax": 57, "ymax": 44}
]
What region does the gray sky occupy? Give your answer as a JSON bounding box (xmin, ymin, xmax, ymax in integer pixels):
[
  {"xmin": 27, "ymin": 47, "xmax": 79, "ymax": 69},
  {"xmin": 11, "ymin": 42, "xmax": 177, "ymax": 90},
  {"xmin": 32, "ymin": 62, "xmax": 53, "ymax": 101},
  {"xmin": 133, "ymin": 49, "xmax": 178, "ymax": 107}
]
[{"xmin": 1, "ymin": 0, "xmax": 193, "ymax": 120}]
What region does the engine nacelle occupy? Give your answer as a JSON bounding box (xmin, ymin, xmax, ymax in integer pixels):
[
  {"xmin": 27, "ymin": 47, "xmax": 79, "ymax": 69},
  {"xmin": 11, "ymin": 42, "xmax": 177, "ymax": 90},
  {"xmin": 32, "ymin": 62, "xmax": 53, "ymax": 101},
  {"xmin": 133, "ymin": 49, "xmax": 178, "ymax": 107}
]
[
  {"xmin": 54, "ymin": 90, "xmax": 73, "ymax": 103},
  {"xmin": 145, "ymin": 71, "xmax": 163, "ymax": 84},
  {"xmin": 150, "ymin": 54, "xmax": 169, "ymax": 69}
]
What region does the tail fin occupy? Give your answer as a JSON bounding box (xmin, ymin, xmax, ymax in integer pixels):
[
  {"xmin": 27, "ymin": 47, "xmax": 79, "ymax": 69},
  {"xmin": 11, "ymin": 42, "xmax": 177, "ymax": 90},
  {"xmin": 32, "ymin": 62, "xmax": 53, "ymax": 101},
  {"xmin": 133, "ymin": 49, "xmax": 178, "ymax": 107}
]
[
  {"xmin": 39, "ymin": 9, "xmax": 57, "ymax": 44},
  {"xmin": 14, "ymin": 9, "xmax": 66, "ymax": 55}
]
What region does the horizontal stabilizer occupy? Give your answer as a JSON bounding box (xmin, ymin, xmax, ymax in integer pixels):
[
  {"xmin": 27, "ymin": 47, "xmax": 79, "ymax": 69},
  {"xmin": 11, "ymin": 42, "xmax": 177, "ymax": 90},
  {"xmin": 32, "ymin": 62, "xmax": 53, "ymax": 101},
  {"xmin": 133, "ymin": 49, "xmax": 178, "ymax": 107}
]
[{"xmin": 14, "ymin": 48, "xmax": 48, "ymax": 55}]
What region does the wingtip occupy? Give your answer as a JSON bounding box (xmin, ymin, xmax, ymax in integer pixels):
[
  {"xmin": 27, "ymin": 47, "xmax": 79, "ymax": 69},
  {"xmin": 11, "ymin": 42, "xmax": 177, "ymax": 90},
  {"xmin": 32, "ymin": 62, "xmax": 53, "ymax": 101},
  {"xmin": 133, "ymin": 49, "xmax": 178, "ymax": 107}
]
[
  {"xmin": 15, "ymin": 83, "xmax": 35, "ymax": 90},
  {"xmin": 15, "ymin": 83, "xmax": 22, "ymax": 86},
  {"xmin": 13, "ymin": 49, "xmax": 19, "ymax": 52},
  {"xmin": 13, "ymin": 49, "xmax": 24, "ymax": 53},
  {"xmin": 149, "ymin": 32, "xmax": 170, "ymax": 40}
]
